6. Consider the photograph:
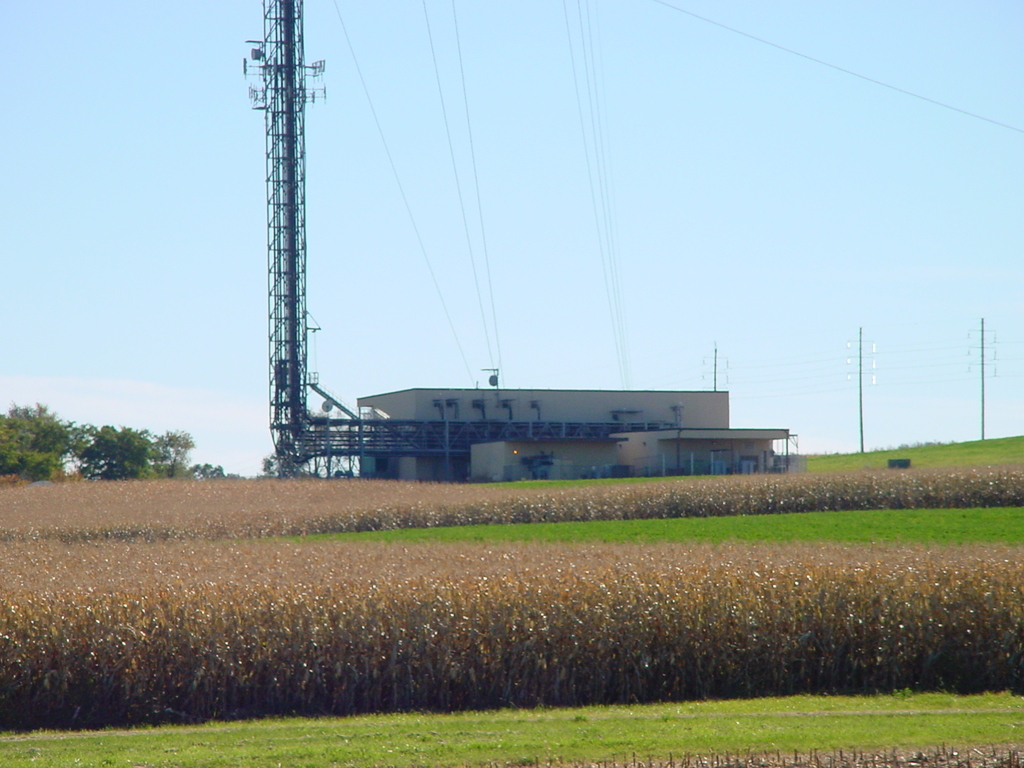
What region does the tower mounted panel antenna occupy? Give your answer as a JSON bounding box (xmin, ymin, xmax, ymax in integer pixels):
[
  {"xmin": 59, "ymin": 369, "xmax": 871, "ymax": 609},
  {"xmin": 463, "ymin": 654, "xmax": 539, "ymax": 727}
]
[{"xmin": 247, "ymin": 0, "xmax": 324, "ymax": 475}]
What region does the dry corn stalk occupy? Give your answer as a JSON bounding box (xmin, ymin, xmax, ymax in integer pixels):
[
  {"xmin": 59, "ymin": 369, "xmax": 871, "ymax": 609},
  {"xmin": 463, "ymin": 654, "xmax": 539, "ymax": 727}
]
[{"xmin": 0, "ymin": 540, "xmax": 1020, "ymax": 729}]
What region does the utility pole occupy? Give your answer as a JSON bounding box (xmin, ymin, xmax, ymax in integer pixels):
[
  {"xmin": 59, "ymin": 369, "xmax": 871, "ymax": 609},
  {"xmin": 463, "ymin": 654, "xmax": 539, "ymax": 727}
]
[
  {"xmin": 970, "ymin": 318, "xmax": 997, "ymax": 441},
  {"xmin": 980, "ymin": 318, "xmax": 987, "ymax": 440},
  {"xmin": 847, "ymin": 328, "xmax": 874, "ymax": 454},
  {"xmin": 703, "ymin": 343, "xmax": 726, "ymax": 392},
  {"xmin": 858, "ymin": 327, "xmax": 864, "ymax": 453}
]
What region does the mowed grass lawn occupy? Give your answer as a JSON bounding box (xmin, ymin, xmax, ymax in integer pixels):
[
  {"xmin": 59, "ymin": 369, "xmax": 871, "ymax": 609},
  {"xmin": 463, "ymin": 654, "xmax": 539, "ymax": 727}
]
[
  {"xmin": 2, "ymin": 693, "xmax": 1022, "ymax": 768},
  {"xmin": 806, "ymin": 435, "xmax": 1024, "ymax": 473},
  {"xmin": 301, "ymin": 506, "xmax": 1024, "ymax": 545}
]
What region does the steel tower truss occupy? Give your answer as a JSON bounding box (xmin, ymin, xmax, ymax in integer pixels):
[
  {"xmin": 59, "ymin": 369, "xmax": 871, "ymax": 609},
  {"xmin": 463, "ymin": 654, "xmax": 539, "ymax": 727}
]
[
  {"xmin": 248, "ymin": 0, "xmax": 324, "ymax": 474},
  {"xmin": 245, "ymin": 3, "xmax": 665, "ymax": 480}
]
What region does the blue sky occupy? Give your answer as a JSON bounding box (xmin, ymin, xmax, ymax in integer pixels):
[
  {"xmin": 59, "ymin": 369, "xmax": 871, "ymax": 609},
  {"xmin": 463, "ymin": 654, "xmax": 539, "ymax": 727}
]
[{"xmin": 3, "ymin": 1, "xmax": 1022, "ymax": 475}]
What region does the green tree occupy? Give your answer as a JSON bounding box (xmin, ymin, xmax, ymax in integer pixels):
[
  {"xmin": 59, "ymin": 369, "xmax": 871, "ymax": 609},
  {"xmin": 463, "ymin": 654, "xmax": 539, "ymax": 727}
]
[
  {"xmin": 261, "ymin": 454, "xmax": 279, "ymax": 477},
  {"xmin": 5, "ymin": 404, "xmax": 71, "ymax": 455},
  {"xmin": 79, "ymin": 426, "xmax": 154, "ymax": 480},
  {"xmin": 152, "ymin": 430, "xmax": 196, "ymax": 478},
  {"xmin": 0, "ymin": 404, "xmax": 73, "ymax": 481},
  {"xmin": 0, "ymin": 423, "xmax": 60, "ymax": 480},
  {"xmin": 261, "ymin": 452, "xmax": 310, "ymax": 478},
  {"xmin": 65, "ymin": 422, "xmax": 96, "ymax": 475},
  {"xmin": 191, "ymin": 462, "xmax": 226, "ymax": 480}
]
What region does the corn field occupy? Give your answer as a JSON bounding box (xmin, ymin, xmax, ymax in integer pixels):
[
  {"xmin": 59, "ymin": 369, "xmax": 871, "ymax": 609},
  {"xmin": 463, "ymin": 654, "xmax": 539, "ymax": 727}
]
[
  {"xmin": 0, "ymin": 540, "xmax": 1021, "ymax": 730},
  {"xmin": 2, "ymin": 466, "xmax": 1024, "ymax": 542}
]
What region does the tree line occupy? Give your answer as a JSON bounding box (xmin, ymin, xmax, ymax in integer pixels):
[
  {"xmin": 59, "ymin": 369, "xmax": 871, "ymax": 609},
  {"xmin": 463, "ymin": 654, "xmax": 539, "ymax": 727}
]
[{"xmin": 0, "ymin": 404, "xmax": 230, "ymax": 482}]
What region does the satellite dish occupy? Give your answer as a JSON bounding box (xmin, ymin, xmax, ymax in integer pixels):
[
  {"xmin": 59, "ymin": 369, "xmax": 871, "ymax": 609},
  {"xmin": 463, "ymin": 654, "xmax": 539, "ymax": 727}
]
[
  {"xmin": 488, "ymin": 374, "xmax": 499, "ymax": 387},
  {"xmin": 322, "ymin": 401, "xmax": 333, "ymax": 413}
]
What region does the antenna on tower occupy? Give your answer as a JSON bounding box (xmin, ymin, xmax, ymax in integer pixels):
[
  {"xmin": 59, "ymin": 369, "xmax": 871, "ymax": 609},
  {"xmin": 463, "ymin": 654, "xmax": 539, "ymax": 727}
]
[{"xmin": 245, "ymin": 0, "xmax": 325, "ymax": 476}]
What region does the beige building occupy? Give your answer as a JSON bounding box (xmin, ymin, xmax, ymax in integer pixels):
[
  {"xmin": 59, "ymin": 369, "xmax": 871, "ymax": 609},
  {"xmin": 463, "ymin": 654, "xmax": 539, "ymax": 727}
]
[
  {"xmin": 354, "ymin": 387, "xmax": 793, "ymax": 482},
  {"xmin": 359, "ymin": 387, "xmax": 728, "ymax": 427}
]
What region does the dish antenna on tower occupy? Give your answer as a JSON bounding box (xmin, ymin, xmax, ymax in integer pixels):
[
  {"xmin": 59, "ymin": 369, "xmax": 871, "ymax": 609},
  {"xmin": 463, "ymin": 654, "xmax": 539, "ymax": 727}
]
[{"xmin": 245, "ymin": 0, "xmax": 328, "ymax": 476}]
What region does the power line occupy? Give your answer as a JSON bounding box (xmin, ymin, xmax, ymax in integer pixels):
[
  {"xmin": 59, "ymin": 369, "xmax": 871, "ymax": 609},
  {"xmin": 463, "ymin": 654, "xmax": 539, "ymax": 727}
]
[
  {"xmin": 563, "ymin": 0, "xmax": 631, "ymax": 388},
  {"xmin": 421, "ymin": 0, "xmax": 496, "ymax": 371},
  {"xmin": 451, "ymin": 0, "xmax": 504, "ymax": 381},
  {"xmin": 679, "ymin": 321, "xmax": 1023, "ymax": 412},
  {"xmin": 648, "ymin": 0, "xmax": 1024, "ymax": 136},
  {"xmin": 583, "ymin": 0, "xmax": 630, "ymax": 387},
  {"xmin": 876, "ymin": 374, "xmax": 976, "ymax": 388},
  {"xmin": 330, "ymin": 0, "xmax": 474, "ymax": 384},
  {"xmin": 723, "ymin": 348, "xmax": 851, "ymax": 368},
  {"xmin": 875, "ymin": 340, "xmax": 967, "ymax": 352},
  {"xmin": 730, "ymin": 370, "xmax": 849, "ymax": 387},
  {"xmin": 733, "ymin": 384, "xmax": 857, "ymax": 400},
  {"xmin": 878, "ymin": 362, "xmax": 967, "ymax": 374}
]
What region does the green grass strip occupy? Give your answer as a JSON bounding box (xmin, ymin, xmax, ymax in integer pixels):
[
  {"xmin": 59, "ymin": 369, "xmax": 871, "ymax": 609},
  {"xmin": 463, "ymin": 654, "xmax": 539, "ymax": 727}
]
[
  {"xmin": 299, "ymin": 507, "xmax": 1024, "ymax": 545},
  {"xmin": 1, "ymin": 693, "xmax": 1021, "ymax": 768},
  {"xmin": 806, "ymin": 435, "xmax": 1024, "ymax": 473},
  {"xmin": 495, "ymin": 435, "xmax": 1024, "ymax": 486}
]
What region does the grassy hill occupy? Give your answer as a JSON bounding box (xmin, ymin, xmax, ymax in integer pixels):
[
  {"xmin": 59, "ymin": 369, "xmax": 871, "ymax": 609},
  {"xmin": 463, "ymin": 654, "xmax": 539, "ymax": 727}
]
[{"xmin": 806, "ymin": 434, "xmax": 1024, "ymax": 473}]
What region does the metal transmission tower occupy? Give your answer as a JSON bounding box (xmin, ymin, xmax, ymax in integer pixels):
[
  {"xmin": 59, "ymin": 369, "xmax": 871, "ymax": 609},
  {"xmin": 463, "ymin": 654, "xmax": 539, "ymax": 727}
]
[
  {"xmin": 240, "ymin": 1, "xmax": 677, "ymax": 482},
  {"xmin": 246, "ymin": 0, "xmax": 324, "ymax": 475}
]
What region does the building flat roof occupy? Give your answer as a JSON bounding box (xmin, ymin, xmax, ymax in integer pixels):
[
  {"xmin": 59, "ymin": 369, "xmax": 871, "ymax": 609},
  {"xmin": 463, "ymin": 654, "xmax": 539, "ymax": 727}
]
[
  {"xmin": 613, "ymin": 428, "xmax": 790, "ymax": 440},
  {"xmin": 360, "ymin": 386, "xmax": 729, "ymax": 398}
]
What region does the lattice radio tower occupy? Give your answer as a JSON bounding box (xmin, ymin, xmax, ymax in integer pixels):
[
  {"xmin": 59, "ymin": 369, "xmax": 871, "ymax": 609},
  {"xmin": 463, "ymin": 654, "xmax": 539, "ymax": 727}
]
[{"xmin": 245, "ymin": 0, "xmax": 325, "ymax": 475}]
